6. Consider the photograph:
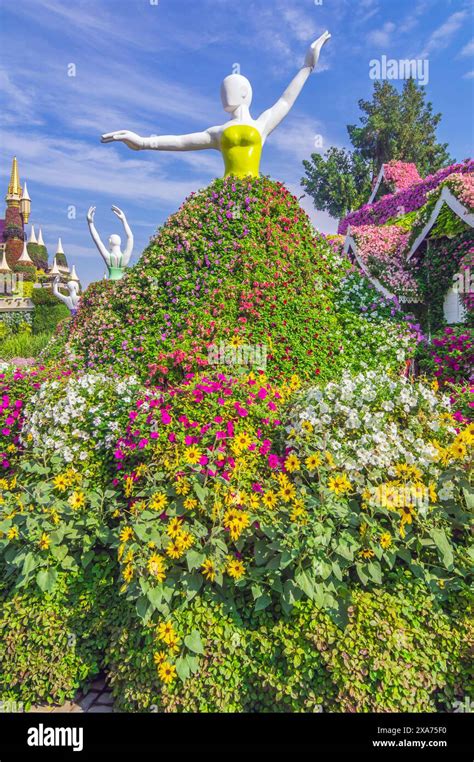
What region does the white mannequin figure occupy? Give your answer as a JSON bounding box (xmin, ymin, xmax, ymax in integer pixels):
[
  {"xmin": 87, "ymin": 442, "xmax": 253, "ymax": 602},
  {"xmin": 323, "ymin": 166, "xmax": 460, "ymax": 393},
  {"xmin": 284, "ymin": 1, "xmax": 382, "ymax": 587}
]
[
  {"xmin": 101, "ymin": 32, "xmax": 331, "ymax": 178},
  {"xmin": 53, "ymin": 276, "xmax": 81, "ymax": 313},
  {"xmin": 86, "ymin": 205, "xmax": 134, "ymax": 280}
]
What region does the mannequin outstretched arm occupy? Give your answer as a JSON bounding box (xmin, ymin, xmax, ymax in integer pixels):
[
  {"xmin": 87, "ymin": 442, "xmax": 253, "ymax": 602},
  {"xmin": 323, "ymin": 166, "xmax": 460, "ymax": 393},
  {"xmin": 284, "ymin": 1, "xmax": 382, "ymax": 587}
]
[
  {"xmin": 87, "ymin": 206, "xmax": 110, "ymax": 262},
  {"xmin": 111, "ymin": 206, "xmax": 134, "ymax": 264},
  {"xmin": 258, "ymin": 31, "xmax": 331, "ymax": 138},
  {"xmin": 101, "ymin": 128, "xmax": 219, "ymax": 152},
  {"xmin": 52, "ymin": 276, "xmax": 62, "ymax": 300}
]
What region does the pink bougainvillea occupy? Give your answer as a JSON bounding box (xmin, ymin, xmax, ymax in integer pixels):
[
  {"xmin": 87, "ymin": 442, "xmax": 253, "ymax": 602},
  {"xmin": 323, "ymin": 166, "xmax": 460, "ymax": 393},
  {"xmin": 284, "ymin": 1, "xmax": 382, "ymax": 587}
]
[
  {"xmin": 382, "ymin": 161, "xmax": 422, "ymax": 193},
  {"xmin": 349, "ymin": 224, "xmax": 418, "ymax": 299},
  {"xmin": 339, "ymin": 159, "xmax": 474, "ymax": 234}
]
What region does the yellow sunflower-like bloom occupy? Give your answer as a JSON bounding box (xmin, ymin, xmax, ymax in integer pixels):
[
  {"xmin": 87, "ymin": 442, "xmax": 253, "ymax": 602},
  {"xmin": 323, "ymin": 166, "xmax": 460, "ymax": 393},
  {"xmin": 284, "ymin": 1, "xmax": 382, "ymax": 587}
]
[
  {"xmin": 119, "ymin": 526, "xmax": 134, "ymax": 543},
  {"xmin": 328, "ymin": 473, "xmax": 352, "ymax": 496},
  {"xmin": 38, "ymin": 532, "xmax": 50, "ymax": 550},
  {"xmin": 148, "ymin": 554, "xmax": 166, "ymax": 581},
  {"xmin": 201, "ymin": 558, "xmax": 216, "ymax": 582},
  {"xmin": 158, "ymin": 662, "xmax": 177, "ymax": 684},
  {"xmin": 284, "ymin": 454, "xmax": 300, "ymax": 473},
  {"xmin": 149, "ymin": 492, "xmax": 167, "ymax": 511},
  {"xmin": 227, "ymin": 558, "xmax": 245, "ymax": 580}
]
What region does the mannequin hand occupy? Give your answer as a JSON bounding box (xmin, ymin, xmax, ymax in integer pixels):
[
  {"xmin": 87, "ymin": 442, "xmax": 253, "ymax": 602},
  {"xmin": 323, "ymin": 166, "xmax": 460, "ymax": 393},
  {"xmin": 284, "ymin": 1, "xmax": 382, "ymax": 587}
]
[
  {"xmin": 304, "ymin": 31, "xmax": 331, "ymax": 70},
  {"xmin": 101, "ymin": 130, "xmax": 143, "ymax": 150},
  {"xmin": 86, "ymin": 205, "xmax": 96, "ymax": 223},
  {"xmin": 111, "ymin": 205, "xmax": 126, "ymax": 221}
]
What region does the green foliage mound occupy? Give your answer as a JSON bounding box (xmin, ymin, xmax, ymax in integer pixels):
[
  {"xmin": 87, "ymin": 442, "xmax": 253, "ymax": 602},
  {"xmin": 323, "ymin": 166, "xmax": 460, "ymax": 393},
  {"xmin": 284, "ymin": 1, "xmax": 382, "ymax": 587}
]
[
  {"xmin": 0, "ymin": 556, "xmax": 116, "ymax": 707},
  {"xmin": 105, "ymin": 574, "xmax": 471, "ymax": 713},
  {"xmin": 67, "ymin": 176, "xmax": 349, "ymax": 384},
  {"xmin": 31, "ymin": 287, "xmax": 70, "ymax": 335}
]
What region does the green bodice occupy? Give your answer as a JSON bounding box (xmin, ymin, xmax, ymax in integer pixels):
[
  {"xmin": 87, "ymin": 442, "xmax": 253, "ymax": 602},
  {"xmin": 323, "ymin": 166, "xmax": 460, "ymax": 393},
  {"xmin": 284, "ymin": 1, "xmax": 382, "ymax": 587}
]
[{"xmin": 221, "ymin": 124, "xmax": 262, "ymax": 178}]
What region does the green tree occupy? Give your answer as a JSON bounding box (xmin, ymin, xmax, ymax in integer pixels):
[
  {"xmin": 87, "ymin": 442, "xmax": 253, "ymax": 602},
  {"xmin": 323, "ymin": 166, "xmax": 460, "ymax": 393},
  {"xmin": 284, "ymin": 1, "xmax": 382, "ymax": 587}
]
[
  {"xmin": 301, "ymin": 147, "xmax": 371, "ymax": 219},
  {"xmin": 302, "ymin": 79, "xmax": 452, "ymax": 219}
]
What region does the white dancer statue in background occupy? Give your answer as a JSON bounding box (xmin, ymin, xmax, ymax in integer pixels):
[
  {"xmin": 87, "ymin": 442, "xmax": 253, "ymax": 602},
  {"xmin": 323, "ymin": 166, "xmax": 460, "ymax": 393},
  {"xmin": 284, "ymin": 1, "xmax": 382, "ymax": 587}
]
[
  {"xmin": 101, "ymin": 31, "xmax": 331, "ymax": 179},
  {"xmin": 53, "ymin": 277, "xmax": 81, "ymax": 314},
  {"xmin": 87, "ymin": 205, "xmax": 134, "ymax": 281}
]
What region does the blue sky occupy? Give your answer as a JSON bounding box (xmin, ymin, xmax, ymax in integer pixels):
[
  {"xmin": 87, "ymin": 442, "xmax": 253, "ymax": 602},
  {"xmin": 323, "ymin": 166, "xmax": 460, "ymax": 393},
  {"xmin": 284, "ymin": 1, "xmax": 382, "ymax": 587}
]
[{"xmin": 0, "ymin": 0, "xmax": 473, "ymax": 286}]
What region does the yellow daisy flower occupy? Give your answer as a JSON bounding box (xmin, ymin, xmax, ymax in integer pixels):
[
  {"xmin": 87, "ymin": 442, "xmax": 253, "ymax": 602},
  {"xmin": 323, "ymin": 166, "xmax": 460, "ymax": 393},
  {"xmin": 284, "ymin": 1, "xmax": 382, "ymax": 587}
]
[
  {"xmin": 227, "ymin": 558, "xmax": 245, "ymax": 580},
  {"xmin": 147, "ymin": 554, "xmax": 166, "ymax": 581},
  {"xmin": 68, "ymin": 491, "xmax": 86, "ymax": 510},
  {"xmin": 38, "ymin": 532, "xmax": 50, "ymax": 550},
  {"xmin": 185, "ymin": 445, "xmax": 202, "ymax": 465},
  {"xmin": 158, "ymin": 662, "xmax": 177, "ymax": 684},
  {"xmin": 201, "ymin": 558, "xmax": 216, "ymax": 582},
  {"xmin": 328, "ymin": 473, "xmax": 352, "ymax": 496},
  {"xmin": 284, "ymin": 453, "xmax": 300, "ymax": 473},
  {"xmin": 149, "ymin": 492, "xmax": 167, "ymax": 511},
  {"xmin": 119, "ymin": 526, "xmax": 134, "ymax": 543}
]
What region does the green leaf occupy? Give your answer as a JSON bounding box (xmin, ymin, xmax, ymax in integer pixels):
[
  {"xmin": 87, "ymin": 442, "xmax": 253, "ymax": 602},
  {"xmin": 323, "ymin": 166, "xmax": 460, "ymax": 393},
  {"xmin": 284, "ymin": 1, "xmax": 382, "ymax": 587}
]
[
  {"xmin": 184, "ymin": 629, "xmax": 205, "ymax": 655},
  {"xmin": 254, "ymin": 594, "xmax": 272, "ymax": 612},
  {"xmin": 368, "ymin": 561, "xmax": 382, "ymax": 584},
  {"xmin": 147, "ymin": 587, "xmax": 163, "ymax": 610},
  {"xmin": 251, "ymin": 584, "xmax": 262, "ymax": 600},
  {"xmin": 331, "ymin": 561, "xmax": 343, "ymax": 581},
  {"xmin": 186, "ymin": 654, "xmax": 200, "ymax": 673},
  {"xmin": 36, "ymin": 568, "xmax": 58, "ymax": 593},
  {"xmin": 335, "ymin": 542, "xmax": 354, "ymax": 561},
  {"xmin": 295, "ymin": 569, "xmax": 315, "ymax": 599},
  {"xmin": 356, "ymin": 563, "xmax": 369, "ymax": 586},
  {"xmin": 193, "ymin": 482, "xmax": 208, "ymax": 506},
  {"xmin": 22, "ymin": 553, "xmax": 39, "ymax": 577},
  {"xmin": 176, "ymin": 656, "xmax": 190, "ymax": 682},
  {"xmin": 136, "ymin": 596, "xmax": 151, "ymax": 622},
  {"xmin": 81, "ymin": 549, "xmax": 96, "ymax": 568},
  {"xmin": 430, "ymin": 528, "xmax": 454, "ymax": 569},
  {"xmin": 313, "ymin": 582, "xmax": 326, "ymax": 608},
  {"xmin": 186, "ymin": 549, "xmax": 205, "ymax": 572},
  {"xmin": 182, "ymin": 572, "xmax": 203, "ymax": 600}
]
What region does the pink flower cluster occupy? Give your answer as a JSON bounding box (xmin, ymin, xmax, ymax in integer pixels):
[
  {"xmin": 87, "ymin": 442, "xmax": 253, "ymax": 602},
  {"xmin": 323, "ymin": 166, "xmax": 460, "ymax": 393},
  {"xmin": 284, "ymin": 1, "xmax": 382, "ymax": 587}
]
[
  {"xmin": 350, "ymin": 225, "xmax": 418, "ymax": 297},
  {"xmin": 0, "ymin": 392, "xmax": 23, "ymax": 469},
  {"xmin": 112, "ymin": 372, "xmax": 285, "ymax": 492},
  {"xmin": 339, "ymin": 160, "xmax": 474, "ymax": 234},
  {"xmin": 0, "ymin": 365, "xmax": 73, "ymax": 471},
  {"xmin": 382, "ymin": 161, "xmax": 421, "ymax": 193},
  {"xmin": 431, "ymin": 328, "xmax": 474, "ymax": 386}
]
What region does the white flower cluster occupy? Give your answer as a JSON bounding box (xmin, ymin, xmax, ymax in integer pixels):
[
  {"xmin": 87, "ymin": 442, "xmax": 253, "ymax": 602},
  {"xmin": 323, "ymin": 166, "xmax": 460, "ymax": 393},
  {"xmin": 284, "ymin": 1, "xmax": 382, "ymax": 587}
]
[
  {"xmin": 22, "ymin": 372, "xmax": 143, "ymax": 464},
  {"xmin": 342, "ymin": 317, "xmax": 415, "ymax": 368},
  {"xmin": 288, "ymin": 370, "xmax": 455, "ymax": 490}
]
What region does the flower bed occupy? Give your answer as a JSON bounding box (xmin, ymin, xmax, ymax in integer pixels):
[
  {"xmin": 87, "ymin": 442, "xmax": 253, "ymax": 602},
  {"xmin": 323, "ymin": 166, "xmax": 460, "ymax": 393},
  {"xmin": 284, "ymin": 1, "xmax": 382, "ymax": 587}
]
[{"xmin": 339, "ymin": 160, "xmax": 474, "ymax": 234}]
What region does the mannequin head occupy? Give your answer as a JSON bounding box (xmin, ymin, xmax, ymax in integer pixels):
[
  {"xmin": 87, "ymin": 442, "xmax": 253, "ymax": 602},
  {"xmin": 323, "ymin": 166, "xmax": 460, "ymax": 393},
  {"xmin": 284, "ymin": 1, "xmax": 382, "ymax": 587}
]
[
  {"xmin": 108, "ymin": 233, "xmax": 121, "ymax": 251},
  {"xmin": 220, "ymin": 74, "xmax": 253, "ymax": 113},
  {"xmin": 67, "ymin": 281, "xmax": 80, "ymax": 296}
]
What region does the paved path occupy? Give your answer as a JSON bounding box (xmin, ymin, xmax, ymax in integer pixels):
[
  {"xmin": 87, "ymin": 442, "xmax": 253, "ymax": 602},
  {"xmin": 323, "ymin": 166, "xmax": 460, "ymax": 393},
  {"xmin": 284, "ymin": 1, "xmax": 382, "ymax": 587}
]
[{"xmin": 28, "ymin": 674, "xmax": 115, "ymax": 713}]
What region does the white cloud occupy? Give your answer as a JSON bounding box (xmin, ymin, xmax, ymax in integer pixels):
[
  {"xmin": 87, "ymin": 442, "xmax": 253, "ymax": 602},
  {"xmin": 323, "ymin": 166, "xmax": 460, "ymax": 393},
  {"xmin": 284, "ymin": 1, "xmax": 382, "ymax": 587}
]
[
  {"xmin": 0, "ymin": 130, "xmax": 215, "ymax": 206},
  {"xmin": 460, "ymin": 37, "xmax": 474, "ymax": 57},
  {"xmin": 462, "ymin": 70, "xmax": 474, "ymax": 79},
  {"xmin": 418, "ymin": 10, "xmax": 469, "ymax": 58},
  {"xmin": 281, "ymin": 6, "xmax": 318, "ymax": 43},
  {"xmin": 266, "ymin": 115, "xmax": 327, "ymax": 163},
  {"xmin": 367, "ymin": 21, "xmax": 396, "ymax": 48},
  {"xmin": 398, "ymin": 0, "xmax": 429, "ymax": 33}
]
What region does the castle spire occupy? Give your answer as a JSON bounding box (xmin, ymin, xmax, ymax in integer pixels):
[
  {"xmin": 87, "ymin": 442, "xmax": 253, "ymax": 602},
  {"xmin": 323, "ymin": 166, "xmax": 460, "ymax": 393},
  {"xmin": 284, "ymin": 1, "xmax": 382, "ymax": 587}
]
[
  {"xmin": 0, "ymin": 250, "xmax": 11, "ymax": 273},
  {"xmin": 37, "ymin": 227, "xmax": 45, "ymax": 247},
  {"xmin": 20, "ymin": 181, "xmax": 31, "ymax": 223},
  {"xmin": 28, "ymin": 225, "xmax": 37, "ymax": 244},
  {"xmin": 56, "ymin": 237, "xmax": 64, "ymax": 255},
  {"xmin": 5, "ymin": 157, "xmax": 22, "ymax": 207},
  {"xmin": 18, "ymin": 240, "xmax": 33, "ymax": 264},
  {"xmin": 69, "ymin": 264, "xmax": 80, "ymax": 282},
  {"xmin": 50, "ymin": 257, "xmax": 61, "ymax": 276},
  {"xmin": 8, "ymin": 157, "xmax": 21, "ymax": 197}
]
